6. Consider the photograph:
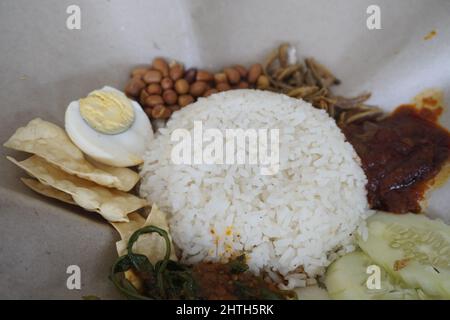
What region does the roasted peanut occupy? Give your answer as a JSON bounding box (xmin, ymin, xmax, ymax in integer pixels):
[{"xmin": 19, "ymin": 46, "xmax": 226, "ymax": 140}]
[
  {"xmin": 214, "ymin": 73, "xmax": 228, "ymax": 84},
  {"xmin": 139, "ymin": 89, "xmax": 150, "ymax": 106},
  {"xmin": 224, "ymin": 67, "xmax": 240, "ymax": 84},
  {"xmin": 247, "ymin": 64, "xmax": 263, "ymax": 84},
  {"xmin": 190, "ymin": 81, "xmax": 208, "ymax": 97},
  {"xmin": 144, "ymin": 106, "xmax": 153, "ymax": 118},
  {"xmin": 146, "ymin": 83, "xmax": 162, "ymax": 95},
  {"xmin": 125, "ymin": 78, "xmax": 146, "ymax": 97},
  {"xmin": 163, "ymin": 89, "xmax": 178, "ymax": 105},
  {"xmin": 184, "ymin": 68, "xmax": 197, "ymax": 84},
  {"xmin": 178, "ymin": 94, "xmax": 194, "ymax": 107},
  {"xmin": 161, "ymin": 77, "xmax": 173, "ymax": 90},
  {"xmin": 169, "ymin": 63, "xmax": 184, "ymax": 81},
  {"xmin": 204, "ymin": 88, "xmax": 218, "ymax": 97},
  {"xmin": 196, "ymin": 70, "xmax": 214, "ymax": 82},
  {"xmin": 143, "ymin": 70, "xmax": 163, "ymax": 84},
  {"xmin": 145, "ymin": 95, "xmax": 164, "ymax": 107},
  {"xmin": 216, "ymin": 82, "xmax": 231, "ymax": 92},
  {"xmin": 131, "ymin": 67, "xmax": 148, "ymax": 79},
  {"xmin": 237, "ymin": 81, "xmax": 249, "ymax": 89},
  {"xmin": 174, "ymin": 78, "xmax": 190, "ymax": 95},
  {"xmin": 169, "ymin": 105, "xmax": 181, "ymax": 112},
  {"xmin": 234, "ymin": 65, "xmax": 248, "ymax": 78},
  {"xmin": 152, "ymin": 58, "xmax": 169, "ymax": 77},
  {"xmin": 152, "ymin": 105, "xmax": 172, "ymax": 119},
  {"xmin": 257, "ymin": 75, "xmax": 270, "ymax": 89}
]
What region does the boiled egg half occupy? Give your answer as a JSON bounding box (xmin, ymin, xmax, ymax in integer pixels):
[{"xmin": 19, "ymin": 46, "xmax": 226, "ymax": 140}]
[{"xmin": 65, "ymin": 86, "xmax": 153, "ymax": 167}]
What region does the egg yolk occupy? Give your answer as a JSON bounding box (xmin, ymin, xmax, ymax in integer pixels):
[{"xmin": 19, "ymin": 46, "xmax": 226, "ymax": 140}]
[{"xmin": 79, "ymin": 90, "xmax": 135, "ymax": 135}]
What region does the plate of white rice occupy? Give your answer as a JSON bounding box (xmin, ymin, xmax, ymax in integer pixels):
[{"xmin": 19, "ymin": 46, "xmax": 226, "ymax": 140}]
[{"xmin": 139, "ymin": 89, "xmax": 372, "ymax": 289}]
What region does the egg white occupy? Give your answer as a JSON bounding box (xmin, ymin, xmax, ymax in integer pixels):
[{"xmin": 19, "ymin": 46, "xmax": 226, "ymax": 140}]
[{"xmin": 65, "ymin": 86, "xmax": 153, "ymax": 167}]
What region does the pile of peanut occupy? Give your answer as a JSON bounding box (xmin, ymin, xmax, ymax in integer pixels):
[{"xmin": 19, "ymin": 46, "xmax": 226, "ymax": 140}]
[{"xmin": 125, "ymin": 58, "xmax": 269, "ymax": 119}]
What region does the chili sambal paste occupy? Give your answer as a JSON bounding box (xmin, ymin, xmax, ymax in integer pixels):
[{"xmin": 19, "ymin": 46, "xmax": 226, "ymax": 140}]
[{"xmin": 344, "ymin": 104, "xmax": 450, "ymax": 213}]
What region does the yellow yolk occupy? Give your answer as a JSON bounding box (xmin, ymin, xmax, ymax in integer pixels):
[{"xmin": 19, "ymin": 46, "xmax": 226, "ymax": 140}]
[{"xmin": 79, "ymin": 90, "xmax": 135, "ymax": 135}]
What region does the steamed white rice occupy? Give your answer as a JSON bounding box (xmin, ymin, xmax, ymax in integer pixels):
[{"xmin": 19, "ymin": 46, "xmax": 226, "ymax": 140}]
[{"xmin": 140, "ymin": 89, "xmax": 371, "ymax": 288}]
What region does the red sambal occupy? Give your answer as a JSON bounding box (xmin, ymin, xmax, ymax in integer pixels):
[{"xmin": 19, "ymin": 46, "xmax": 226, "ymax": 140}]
[{"xmin": 344, "ymin": 105, "xmax": 450, "ymax": 213}]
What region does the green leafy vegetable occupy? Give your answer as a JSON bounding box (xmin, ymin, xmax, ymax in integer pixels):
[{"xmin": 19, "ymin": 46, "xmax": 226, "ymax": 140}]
[
  {"xmin": 110, "ymin": 225, "xmax": 198, "ymax": 299},
  {"xmin": 110, "ymin": 225, "xmax": 294, "ymax": 300}
]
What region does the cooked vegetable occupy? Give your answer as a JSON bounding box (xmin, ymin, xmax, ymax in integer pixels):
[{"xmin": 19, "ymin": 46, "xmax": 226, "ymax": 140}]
[
  {"xmin": 110, "ymin": 225, "xmax": 295, "ymax": 300},
  {"xmin": 112, "ymin": 205, "xmax": 177, "ymax": 265},
  {"xmin": 357, "ymin": 212, "xmax": 450, "ymax": 299},
  {"xmin": 325, "ymin": 251, "xmax": 427, "ymax": 300}
]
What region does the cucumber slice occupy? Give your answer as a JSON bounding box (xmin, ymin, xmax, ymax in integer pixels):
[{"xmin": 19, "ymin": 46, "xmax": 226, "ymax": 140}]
[
  {"xmin": 325, "ymin": 251, "xmax": 425, "ymax": 300},
  {"xmin": 357, "ymin": 212, "xmax": 450, "ymax": 299}
]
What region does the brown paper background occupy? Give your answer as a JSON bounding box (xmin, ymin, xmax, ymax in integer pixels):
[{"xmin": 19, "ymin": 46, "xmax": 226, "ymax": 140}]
[{"xmin": 1, "ymin": 0, "xmax": 449, "ymax": 299}]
